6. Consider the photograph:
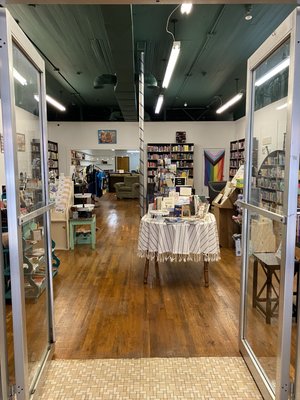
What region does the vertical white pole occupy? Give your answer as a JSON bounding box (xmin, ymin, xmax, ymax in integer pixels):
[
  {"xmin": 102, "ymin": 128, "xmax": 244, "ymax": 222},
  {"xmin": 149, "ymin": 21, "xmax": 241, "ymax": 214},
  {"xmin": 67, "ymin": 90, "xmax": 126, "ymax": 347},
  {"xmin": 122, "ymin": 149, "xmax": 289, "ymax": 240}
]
[{"xmin": 139, "ymin": 51, "xmax": 145, "ymax": 217}]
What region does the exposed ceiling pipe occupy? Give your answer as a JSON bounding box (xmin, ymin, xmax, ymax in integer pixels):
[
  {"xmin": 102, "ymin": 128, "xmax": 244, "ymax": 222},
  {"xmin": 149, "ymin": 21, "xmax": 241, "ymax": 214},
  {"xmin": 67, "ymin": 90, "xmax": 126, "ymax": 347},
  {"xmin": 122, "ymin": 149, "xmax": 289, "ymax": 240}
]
[{"xmin": 172, "ymin": 5, "xmax": 226, "ymax": 106}]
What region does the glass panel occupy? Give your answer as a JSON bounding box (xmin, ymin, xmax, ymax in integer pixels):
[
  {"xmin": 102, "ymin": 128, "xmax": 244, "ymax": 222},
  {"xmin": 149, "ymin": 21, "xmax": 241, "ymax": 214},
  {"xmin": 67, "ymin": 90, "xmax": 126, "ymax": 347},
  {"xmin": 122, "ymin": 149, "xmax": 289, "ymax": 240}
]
[
  {"xmin": 249, "ymin": 39, "xmax": 290, "ymax": 215},
  {"xmin": 13, "ymin": 43, "xmax": 46, "ymax": 212},
  {"xmin": 22, "ymin": 215, "xmax": 49, "ymax": 387},
  {"xmin": 245, "ymin": 210, "xmax": 283, "ymax": 392}
]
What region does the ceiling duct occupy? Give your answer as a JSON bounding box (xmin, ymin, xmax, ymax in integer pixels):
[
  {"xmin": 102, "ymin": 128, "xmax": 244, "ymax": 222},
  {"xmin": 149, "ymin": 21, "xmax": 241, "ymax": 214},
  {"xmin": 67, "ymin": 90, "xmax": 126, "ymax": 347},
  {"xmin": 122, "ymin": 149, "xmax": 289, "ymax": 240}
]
[
  {"xmin": 94, "ymin": 74, "xmax": 117, "ymax": 89},
  {"xmin": 101, "ymin": 5, "xmax": 137, "ymax": 122}
]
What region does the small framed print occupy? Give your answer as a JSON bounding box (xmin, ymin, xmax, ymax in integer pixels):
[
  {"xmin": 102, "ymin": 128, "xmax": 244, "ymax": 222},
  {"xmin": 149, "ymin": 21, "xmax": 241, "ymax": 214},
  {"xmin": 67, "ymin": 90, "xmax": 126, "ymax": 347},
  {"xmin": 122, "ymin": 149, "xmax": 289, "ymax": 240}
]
[
  {"xmin": 98, "ymin": 129, "xmax": 117, "ymax": 144},
  {"xmin": 16, "ymin": 133, "xmax": 26, "ymax": 152},
  {"xmin": 181, "ymin": 204, "xmax": 191, "ymax": 218},
  {"xmin": 176, "ymin": 131, "xmax": 186, "ymax": 144}
]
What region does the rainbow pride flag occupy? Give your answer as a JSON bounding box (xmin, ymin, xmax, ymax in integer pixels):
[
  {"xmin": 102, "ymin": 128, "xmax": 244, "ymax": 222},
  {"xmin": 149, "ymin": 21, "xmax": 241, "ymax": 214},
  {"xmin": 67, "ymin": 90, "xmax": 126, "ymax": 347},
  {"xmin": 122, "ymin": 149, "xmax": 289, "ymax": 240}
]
[{"xmin": 204, "ymin": 149, "xmax": 225, "ymax": 186}]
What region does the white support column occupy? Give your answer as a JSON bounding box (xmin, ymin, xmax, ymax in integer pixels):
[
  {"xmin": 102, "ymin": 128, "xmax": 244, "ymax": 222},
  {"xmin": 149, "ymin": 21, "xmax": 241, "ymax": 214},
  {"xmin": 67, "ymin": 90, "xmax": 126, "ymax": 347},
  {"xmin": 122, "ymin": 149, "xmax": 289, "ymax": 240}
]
[{"xmin": 139, "ymin": 51, "xmax": 145, "ymax": 217}]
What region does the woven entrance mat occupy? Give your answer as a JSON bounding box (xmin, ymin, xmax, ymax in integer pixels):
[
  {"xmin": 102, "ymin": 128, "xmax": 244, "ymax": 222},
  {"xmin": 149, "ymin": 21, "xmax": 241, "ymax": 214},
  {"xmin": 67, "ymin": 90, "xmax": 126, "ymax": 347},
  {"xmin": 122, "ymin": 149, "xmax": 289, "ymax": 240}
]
[{"xmin": 37, "ymin": 357, "xmax": 262, "ymax": 399}]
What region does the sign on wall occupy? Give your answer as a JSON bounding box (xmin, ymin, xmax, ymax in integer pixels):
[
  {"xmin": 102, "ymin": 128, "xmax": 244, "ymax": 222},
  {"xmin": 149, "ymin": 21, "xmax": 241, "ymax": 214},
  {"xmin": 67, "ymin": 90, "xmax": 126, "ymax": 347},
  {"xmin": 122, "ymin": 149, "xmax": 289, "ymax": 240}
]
[{"xmin": 204, "ymin": 148, "xmax": 225, "ymax": 186}]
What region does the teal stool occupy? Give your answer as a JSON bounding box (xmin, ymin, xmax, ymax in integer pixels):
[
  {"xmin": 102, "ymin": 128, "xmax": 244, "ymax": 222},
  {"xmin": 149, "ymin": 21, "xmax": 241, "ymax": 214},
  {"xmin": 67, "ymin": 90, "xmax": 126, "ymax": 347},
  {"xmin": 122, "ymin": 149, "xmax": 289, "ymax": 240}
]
[{"xmin": 69, "ymin": 215, "xmax": 96, "ymax": 250}]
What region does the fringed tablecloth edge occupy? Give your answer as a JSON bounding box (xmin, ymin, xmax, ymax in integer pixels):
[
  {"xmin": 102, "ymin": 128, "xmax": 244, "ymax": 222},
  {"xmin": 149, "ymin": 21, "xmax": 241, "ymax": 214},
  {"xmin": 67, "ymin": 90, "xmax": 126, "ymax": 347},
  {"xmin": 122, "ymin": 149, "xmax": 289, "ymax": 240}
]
[{"xmin": 137, "ymin": 250, "xmax": 221, "ymax": 263}]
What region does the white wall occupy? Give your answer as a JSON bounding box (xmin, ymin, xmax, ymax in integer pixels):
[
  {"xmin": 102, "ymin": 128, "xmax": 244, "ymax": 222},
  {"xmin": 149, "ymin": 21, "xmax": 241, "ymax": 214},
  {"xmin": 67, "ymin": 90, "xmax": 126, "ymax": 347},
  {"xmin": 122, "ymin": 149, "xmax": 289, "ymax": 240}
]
[
  {"xmin": 48, "ymin": 121, "xmax": 235, "ymax": 195},
  {"xmin": 234, "ymin": 97, "xmax": 287, "ymax": 169},
  {"xmin": 0, "ymin": 104, "xmax": 39, "ymax": 192},
  {"xmin": 0, "ymin": 99, "xmax": 288, "ymax": 197}
]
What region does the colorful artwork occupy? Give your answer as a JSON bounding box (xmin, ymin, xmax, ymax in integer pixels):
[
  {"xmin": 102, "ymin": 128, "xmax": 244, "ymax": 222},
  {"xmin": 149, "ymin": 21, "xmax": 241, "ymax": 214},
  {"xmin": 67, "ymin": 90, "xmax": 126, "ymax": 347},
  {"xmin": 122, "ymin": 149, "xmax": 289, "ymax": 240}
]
[
  {"xmin": 204, "ymin": 149, "xmax": 225, "ymax": 186},
  {"xmin": 98, "ymin": 129, "xmax": 117, "ymax": 144}
]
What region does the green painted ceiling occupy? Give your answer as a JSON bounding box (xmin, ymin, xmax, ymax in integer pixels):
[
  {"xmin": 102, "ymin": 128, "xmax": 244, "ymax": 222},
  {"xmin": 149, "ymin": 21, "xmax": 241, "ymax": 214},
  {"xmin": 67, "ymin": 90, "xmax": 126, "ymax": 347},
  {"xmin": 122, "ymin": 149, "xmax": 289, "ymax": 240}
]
[{"xmin": 6, "ymin": 3, "xmax": 296, "ymax": 121}]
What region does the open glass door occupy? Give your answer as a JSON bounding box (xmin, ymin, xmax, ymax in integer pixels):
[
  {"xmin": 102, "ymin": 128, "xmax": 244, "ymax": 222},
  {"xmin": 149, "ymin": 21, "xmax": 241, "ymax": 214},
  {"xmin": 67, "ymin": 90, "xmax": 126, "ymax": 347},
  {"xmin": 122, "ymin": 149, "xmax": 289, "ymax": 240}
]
[
  {"xmin": 0, "ymin": 8, "xmax": 55, "ymax": 399},
  {"xmin": 240, "ymin": 8, "xmax": 300, "ymax": 400}
]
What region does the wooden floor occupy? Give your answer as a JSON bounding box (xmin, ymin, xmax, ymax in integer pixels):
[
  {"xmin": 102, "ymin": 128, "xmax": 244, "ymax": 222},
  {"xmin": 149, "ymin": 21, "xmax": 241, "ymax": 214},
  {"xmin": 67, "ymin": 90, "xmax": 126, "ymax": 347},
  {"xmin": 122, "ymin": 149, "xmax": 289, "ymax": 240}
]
[{"xmin": 52, "ymin": 193, "xmax": 242, "ymax": 359}]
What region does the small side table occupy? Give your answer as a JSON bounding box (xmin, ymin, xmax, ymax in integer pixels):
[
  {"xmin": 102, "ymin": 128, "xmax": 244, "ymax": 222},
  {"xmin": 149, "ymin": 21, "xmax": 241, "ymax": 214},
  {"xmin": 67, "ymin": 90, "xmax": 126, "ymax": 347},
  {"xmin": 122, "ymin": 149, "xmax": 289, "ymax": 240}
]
[{"xmin": 69, "ymin": 215, "xmax": 96, "ymax": 250}]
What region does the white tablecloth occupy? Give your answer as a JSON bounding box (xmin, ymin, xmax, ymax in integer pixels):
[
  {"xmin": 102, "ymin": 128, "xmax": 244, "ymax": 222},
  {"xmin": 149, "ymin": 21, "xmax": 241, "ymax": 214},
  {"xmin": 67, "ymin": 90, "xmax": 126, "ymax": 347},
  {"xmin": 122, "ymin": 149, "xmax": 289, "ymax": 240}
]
[{"xmin": 138, "ymin": 213, "xmax": 220, "ymax": 263}]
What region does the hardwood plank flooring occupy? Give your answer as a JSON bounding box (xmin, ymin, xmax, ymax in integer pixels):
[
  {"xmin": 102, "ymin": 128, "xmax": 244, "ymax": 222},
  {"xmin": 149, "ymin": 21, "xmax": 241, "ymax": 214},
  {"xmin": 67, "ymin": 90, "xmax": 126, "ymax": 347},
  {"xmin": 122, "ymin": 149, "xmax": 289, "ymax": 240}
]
[{"xmin": 52, "ymin": 193, "xmax": 242, "ymax": 359}]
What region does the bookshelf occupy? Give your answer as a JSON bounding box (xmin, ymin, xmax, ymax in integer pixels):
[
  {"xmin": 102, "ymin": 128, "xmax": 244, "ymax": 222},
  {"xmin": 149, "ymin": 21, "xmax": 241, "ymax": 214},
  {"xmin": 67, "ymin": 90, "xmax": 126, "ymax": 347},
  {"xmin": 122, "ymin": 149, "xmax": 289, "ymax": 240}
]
[
  {"xmin": 31, "ymin": 139, "xmax": 59, "ymax": 178},
  {"xmin": 48, "ymin": 140, "xmax": 59, "ymax": 178},
  {"xmin": 71, "ymin": 150, "xmax": 113, "ymax": 169},
  {"xmin": 256, "ymin": 150, "xmax": 285, "ymax": 214},
  {"xmin": 147, "ymin": 143, "xmax": 194, "ymax": 184},
  {"xmin": 229, "ymin": 138, "xmax": 245, "ymax": 178}
]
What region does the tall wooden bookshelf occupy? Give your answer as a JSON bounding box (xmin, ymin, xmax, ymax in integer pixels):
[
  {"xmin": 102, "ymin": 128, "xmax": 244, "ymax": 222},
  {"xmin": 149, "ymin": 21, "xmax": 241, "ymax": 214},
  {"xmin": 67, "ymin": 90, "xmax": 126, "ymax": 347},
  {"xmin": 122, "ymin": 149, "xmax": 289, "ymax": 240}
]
[
  {"xmin": 147, "ymin": 143, "xmax": 194, "ymax": 184},
  {"xmin": 31, "ymin": 139, "xmax": 59, "ymax": 179},
  {"xmin": 229, "ymin": 138, "xmax": 245, "ymax": 178}
]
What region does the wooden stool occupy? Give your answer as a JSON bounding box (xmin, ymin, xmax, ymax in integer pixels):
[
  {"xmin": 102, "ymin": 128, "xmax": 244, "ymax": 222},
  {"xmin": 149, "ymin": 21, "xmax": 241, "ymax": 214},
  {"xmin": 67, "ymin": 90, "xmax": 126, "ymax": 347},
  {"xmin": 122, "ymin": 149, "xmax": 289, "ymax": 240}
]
[{"xmin": 252, "ymin": 253, "xmax": 280, "ymax": 324}]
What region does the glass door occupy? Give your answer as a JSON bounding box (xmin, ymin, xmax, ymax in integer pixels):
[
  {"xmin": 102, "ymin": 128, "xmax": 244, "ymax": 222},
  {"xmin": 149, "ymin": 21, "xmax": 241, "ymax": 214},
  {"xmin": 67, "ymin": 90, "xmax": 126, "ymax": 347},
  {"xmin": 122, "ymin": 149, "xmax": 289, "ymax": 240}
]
[
  {"xmin": 0, "ymin": 9, "xmax": 55, "ymax": 399},
  {"xmin": 240, "ymin": 8, "xmax": 300, "ymax": 400}
]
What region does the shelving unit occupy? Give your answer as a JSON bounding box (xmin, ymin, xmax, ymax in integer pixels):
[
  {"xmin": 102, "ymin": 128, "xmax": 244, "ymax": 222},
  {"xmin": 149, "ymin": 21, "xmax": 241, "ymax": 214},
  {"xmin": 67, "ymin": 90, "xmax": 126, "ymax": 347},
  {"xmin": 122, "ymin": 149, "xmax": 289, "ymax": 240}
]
[
  {"xmin": 229, "ymin": 138, "xmax": 245, "ymax": 178},
  {"xmin": 48, "ymin": 140, "xmax": 59, "ymax": 178},
  {"xmin": 256, "ymin": 150, "xmax": 285, "ymax": 214},
  {"xmin": 71, "ymin": 150, "xmax": 113, "ymax": 169},
  {"xmin": 31, "ymin": 139, "xmax": 59, "ymax": 179},
  {"xmin": 147, "ymin": 143, "xmax": 194, "ymax": 184}
]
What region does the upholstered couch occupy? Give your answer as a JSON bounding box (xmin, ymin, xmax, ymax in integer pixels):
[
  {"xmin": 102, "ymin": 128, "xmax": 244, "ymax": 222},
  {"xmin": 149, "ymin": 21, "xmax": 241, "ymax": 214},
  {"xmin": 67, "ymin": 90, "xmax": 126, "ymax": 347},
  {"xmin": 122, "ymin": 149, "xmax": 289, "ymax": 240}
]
[{"xmin": 114, "ymin": 175, "xmax": 140, "ymax": 199}]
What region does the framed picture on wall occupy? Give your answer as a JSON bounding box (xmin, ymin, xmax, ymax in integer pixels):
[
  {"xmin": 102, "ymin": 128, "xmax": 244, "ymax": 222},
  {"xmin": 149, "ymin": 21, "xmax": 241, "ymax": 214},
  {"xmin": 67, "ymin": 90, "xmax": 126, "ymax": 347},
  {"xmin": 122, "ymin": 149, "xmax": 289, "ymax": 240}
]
[
  {"xmin": 16, "ymin": 133, "xmax": 26, "ymax": 152},
  {"xmin": 98, "ymin": 129, "xmax": 117, "ymax": 144},
  {"xmin": 0, "ymin": 134, "xmax": 3, "ymax": 153}
]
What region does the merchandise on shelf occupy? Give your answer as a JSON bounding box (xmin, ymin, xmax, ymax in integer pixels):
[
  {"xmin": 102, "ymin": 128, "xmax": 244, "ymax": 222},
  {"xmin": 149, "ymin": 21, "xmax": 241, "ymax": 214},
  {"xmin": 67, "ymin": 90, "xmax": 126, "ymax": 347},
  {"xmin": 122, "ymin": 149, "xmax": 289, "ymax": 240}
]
[{"xmin": 147, "ymin": 143, "xmax": 194, "ymax": 191}]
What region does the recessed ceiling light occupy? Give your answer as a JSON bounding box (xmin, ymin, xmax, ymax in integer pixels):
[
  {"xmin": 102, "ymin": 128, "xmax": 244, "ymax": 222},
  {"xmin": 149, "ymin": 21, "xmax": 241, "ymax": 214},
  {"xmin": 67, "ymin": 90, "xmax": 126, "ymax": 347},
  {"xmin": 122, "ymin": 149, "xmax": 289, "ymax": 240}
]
[{"xmin": 244, "ymin": 5, "xmax": 253, "ymax": 21}]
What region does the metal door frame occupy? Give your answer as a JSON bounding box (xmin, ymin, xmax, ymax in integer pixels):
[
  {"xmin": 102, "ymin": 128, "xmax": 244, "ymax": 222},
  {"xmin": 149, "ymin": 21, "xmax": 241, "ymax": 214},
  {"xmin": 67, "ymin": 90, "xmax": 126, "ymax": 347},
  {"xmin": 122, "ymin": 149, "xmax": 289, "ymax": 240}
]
[
  {"xmin": 0, "ymin": 8, "xmax": 55, "ymax": 399},
  {"xmin": 239, "ymin": 8, "xmax": 300, "ymax": 400}
]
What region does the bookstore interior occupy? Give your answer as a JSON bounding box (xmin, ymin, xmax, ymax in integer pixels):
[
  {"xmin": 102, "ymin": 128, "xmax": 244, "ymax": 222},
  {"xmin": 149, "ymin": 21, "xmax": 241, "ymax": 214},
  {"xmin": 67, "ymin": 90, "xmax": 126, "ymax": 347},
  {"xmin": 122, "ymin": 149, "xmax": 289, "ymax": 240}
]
[{"xmin": 1, "ymin": 5, "xmax": 300, "ymax": 400}]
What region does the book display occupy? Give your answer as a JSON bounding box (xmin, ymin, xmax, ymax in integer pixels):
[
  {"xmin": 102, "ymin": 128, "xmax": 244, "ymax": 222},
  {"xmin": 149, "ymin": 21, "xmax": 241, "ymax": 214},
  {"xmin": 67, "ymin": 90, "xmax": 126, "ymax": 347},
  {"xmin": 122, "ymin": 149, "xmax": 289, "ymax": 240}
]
[
  {"xmin": 147, "ymin": 143, "xmax": 194, "ymax": 191},
  {"xmin": 229, "ymin": 139, "xmax": 245, "ymax": 178}
]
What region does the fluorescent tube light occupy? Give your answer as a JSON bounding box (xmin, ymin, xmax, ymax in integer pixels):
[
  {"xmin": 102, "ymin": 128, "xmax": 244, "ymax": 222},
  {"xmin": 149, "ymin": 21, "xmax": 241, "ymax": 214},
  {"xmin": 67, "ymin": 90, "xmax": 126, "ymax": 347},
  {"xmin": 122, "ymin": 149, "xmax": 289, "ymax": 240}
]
[
  {"xmin": 34, "ymin": 94, "xmax": 66, "ymax": 111},
  {"xmin": 216, "ymin": 93, "xmax": 243, "ymax": 114},
  {"xmin": 127, "ymin": 150, "xmax": 139, "ymax": 153},
  {"xmin": 255, "ymin": 57, "xmax": 290, "ymax": 87},
  {"xmin": 155, "ymin": 94, "xmax": 164, "ymax": 114},
  {"xmin": 162, "ymin": 41, "xmax": 180, "ymax": 89},
  {"xmin": 181, "ymin": 3, "xmax": 193, "ymax": 14},
  {"xmin": 13, "ymin": 68, "xmax": 27, "ymax": 86}
]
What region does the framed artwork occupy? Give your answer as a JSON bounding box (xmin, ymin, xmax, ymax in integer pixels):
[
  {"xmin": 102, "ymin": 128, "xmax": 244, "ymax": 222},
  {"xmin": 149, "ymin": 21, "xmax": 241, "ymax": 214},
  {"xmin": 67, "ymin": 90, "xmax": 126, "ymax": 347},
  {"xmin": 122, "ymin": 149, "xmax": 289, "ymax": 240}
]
[
  {"xmin": 0, "ymin": 135, "xmax": 3, "ymax": 153},
  {"xmin": 17, "ymin": 133, "xmax": 26, "ymax": 152},
  {"xmin": 98, "ymin": 129, "xmax": 117, "ymax": 144},
  {"xmin": 176, "ymin": 131, "xmax": 186, "ymax": 144}
]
